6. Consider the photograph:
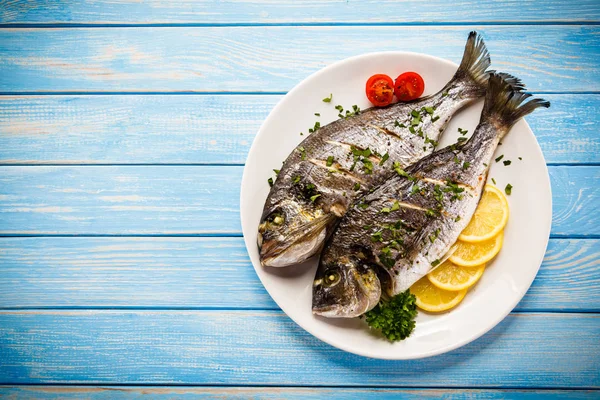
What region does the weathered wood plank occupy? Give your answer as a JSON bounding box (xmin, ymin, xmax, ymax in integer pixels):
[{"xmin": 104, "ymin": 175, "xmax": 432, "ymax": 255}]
[
  {"xmin": 0, "ymin": 94, "xmax": 597, "ymax": 165},
  {"xmin": 0, "ymin": 26, "xmax": 597, "ymax": 92},
  {"xmin": 2, "ymin": 0, "xmax": 599, "ymax": 24},
  {"xmin": 0, "ymin": 386, "xmax": 597, "ymax": 399},
  {"xmin": 0, "ymin": 166, "xmax": 596, "ymax": 236},
  {"xmin": 0, "ymin": 311, "xmax": 597, "ymax": 386},
  {"xmin": 0, "ymin": 238, "xmax": 597, "ymax": 311}
]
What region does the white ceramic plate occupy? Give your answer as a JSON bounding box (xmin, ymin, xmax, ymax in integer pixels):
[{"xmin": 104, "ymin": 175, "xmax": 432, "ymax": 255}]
[{"xmin": 240, "ymin": 52, "xmax": 552, "ymax": 359}]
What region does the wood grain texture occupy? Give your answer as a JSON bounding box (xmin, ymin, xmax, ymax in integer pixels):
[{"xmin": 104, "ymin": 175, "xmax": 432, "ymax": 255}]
[
  {"xmin": 0, "ymin": 238, "xmax": 597, "ymax": 311},
  {"xmin": 2, "ymin": 0, "xmax": 599, "ymax": 24},
  {"xmin": 0, "ymin": 26, "xmax": 597, "ymax": 92},
  {"xmin": 0, "ymin": 387, "xmax": 597, "ymax": 399},
  {"xmin": 0, "ymin": 166, "xmax": 596, "ymax": 236},
  {"xmin": 0, "ymin": 311, "xmax": 597, "ymax": 386},
  {"xmin": 0, "ymin": 94, "xmax": 597, "ymax": 165}
]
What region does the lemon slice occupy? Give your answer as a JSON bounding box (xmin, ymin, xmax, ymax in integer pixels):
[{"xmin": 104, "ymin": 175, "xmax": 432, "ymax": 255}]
[
  {"xmin": 411, "ymin": 277, "xmax": 467, "ymax": 312},
  {"xmin": 427, "ymin": 260, "xmax": 485, "ymax": 291},
  {"xmin": 449, "ymin": 232, "xmax": 504, "ymax": 267},
  {"xmin": 459, "ymin": 184, "xmax": 509, "ymax": 243}
]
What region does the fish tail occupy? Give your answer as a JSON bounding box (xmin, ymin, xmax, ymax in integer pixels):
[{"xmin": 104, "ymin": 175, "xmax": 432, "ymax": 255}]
[
  {"xmin": 482, "ymin": 73, "xmax": 550, "ymax": 129},
  {"xmin": 447, "ymin": 31, "xmax": 492, "ymax": 97}
]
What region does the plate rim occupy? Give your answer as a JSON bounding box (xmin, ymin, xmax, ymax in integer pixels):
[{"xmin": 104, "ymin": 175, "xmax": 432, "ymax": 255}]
[{"xmin": 240, "ymin": 51, "xmax": 552, "ymax": 360}]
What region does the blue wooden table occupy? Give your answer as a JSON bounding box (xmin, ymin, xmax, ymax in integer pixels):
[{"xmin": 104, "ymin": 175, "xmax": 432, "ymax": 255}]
[{"xmin": 0, "ymin": 1, "xmax": 598, "ymax": 398}]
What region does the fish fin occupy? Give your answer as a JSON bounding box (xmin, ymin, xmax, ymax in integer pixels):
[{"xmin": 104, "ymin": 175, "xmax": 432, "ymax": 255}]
[
  {"xmin": 448, "ymin": 31, "xmax": 492, "ymax": 97},
  {"xmin": 490, "ymin": 71, "xmax": 526, "ymax": 92},
  {"xmin": 482, "ymin": 73, "xmax": 550, "ymax": 129}
]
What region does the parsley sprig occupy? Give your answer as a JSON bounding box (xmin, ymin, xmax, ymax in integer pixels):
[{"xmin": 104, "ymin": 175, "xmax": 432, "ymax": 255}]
[{"xmin": 364, "ymin": 290, "xmax": 418, "ymax": 342}]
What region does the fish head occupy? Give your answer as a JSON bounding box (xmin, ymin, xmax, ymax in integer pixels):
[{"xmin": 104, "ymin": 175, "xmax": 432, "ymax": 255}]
[
  {"xmin": 312, "ymin": 256, "xmax": 381, "ymax": 318},
  {"xmin": 258, "ymin": 197, "xmax": 333, "ymax": 267}
]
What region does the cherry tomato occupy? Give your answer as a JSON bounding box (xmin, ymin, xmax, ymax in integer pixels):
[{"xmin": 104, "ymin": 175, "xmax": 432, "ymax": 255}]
[
  {"xmin": 394, "ymin": 72, "xmax": 425, "ymax": 101},
  {"xmin": 366, "ymin": 74, "xmax": 394, "ymax": 107}
]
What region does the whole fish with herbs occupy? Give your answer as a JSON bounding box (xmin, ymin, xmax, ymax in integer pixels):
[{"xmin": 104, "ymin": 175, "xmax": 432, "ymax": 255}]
[
  {"xmin": 313, "ymin": 74, "xmax": 549, "ymax": 317},
  {"xmin": 259, "ymin": 32, "xmax": 493, "ymax": 267}
]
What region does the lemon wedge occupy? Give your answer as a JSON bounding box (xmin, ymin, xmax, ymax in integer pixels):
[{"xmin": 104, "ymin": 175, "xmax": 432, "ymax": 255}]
[
  {"xmin": 459, "ymin": 184, "xmax": 509, "ymax": 243},
  {"xmin": 427, "ymin": 260, "xmax": 485, "ymax": 291},
  {"xmin": 449, "ymin": 232, "xmax": 504, "ymax": 267},
  {"xmin": 411, "ymin": 277, "xmax": 467, "ymax": 312}
]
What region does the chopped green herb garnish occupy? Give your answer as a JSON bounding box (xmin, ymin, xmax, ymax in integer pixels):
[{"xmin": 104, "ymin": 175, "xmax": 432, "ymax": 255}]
[
  {"xmin": 273, "ymin": 169, "xmax": 280, "ymax": 175},
  {"xmin": 431, "ymin": 115, "xmax": 440, "ymax": 123},
  {"xmin": 300, "ymin": 132, "xmax": 304, "ymax": 136},
  {"xmin": 457, "ymin": 137, "xmax": 467, "ymax": 143},
  {"xmin": 503, "ymin": 160, "xmax": 512, "ymax": 166},
  {"xmin": 462, "ymin": 161, "xmax": 471, "ymax": 170},
  {"xmin": 308, "ymin": 121, "xmax": 321, "ymax": 133},
  {"xmin": 314, "ymin": 112, "xmax": 320, "ymax": 117},
  {"xmin": 357, "ymin": 202, "xmax": 369, "ymax": 209},
  {"xmin": 298, "ymin": 146, "xmax": 307, "ymax": 160},
  {"xmin": 408, "ymin": 126, "xmax": 416, "ymax": 134},
  {"xmin": 310, "ymin": 194, "xmax": 321, "ymax": 202},
  {"xmin": 495, "ymin": 155, "xmax": 504, "ymax": 163},
  {"xmin": 393, "ymin": 162, "xmax": 414, "ymax": 180},
  {"xmin": 458, "ymin": 128, "xmax": 468, "ymax": 136},
  {"xmin": 429, "ymin": 228, "xmax": 441, "ymax": 243},
  {"xmin": 364, "ymin": 290, "xmax": 417, "ymax": 342},
  {"xmin": 424, "ymin": 136, "xmax": 438, "ymax": 148},
  {"xmin": 424, "ymin": 106, "xmax": 435, "ymax": 115},
  {"xmin": 353, "ymin": 182, "xmax": 361, "ymax": 191},
  {"xmin": 293, "ymin": 175, "xmax": 301, "ymax": 184},
  {"xmin": 431, "ymin": 259, "xmax": 441, "ymax": 267},
  {"xmin": 491, "ymin": 178, "xmax": 497, "ymax": 185},
  {"xmin": 394, "ymin": 120, "xmax": 406, "ymax": 128},
  {"xmin": 425, "ymin": 208, "xmax": 437, "ymax": 217},
  {"xmin": 362, "ymin": 159, "xmax": 374, "ymax": 174},
  {"xmin": 379, "ymin": 152, "xmax": 390, "ymax": 166},
  {"xmin": 268, "ymin": 177, "xmax": 273, "ymax": 187},
  {"xmin": 322, "ymin": 94, "xmax": 333, "ymax": 103},
  {"xmin": 483, "ymin": 163, "xmax": 488, "ymax": 167},
  {"xmin": 442, "ymin": 91, "xmax": 449, "ymax": 97},
  {"xmin": 455, "ymin": 216, "xmax": 461, "ymax": 222},
  {"xmin": 518, "ymin": 157, "xmax": 523, "ymax": 161},
  {"xmin": 505, "ymin": 183, "xmax": 513, "ymax": 195},
  {"xmin": 453, "ymin": 156, "xmax": 460, "ymax": 164},
  {"xmin": 326, "ymin": 156, "xmax": 335, "ymax": 167},
  {"xmin": 371, "ymin": 231, "xmax": 383, "ymax": 242},
  {"xmin": 335, "ymin": 105, "xmax": 344, "ymax": 112},
  {"xmin": 411, "ymin": 110, "xmax": 420, "ymax": 118}
]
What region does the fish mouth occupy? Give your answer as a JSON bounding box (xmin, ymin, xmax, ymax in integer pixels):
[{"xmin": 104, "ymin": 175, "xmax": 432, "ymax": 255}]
[
  {"xmin": 261, "ymin": 229, "xmax": 326, "ymax": 267},
  {"xmin": 312, "ymin": 267, "xmax": 381, "ymax": 318},
  {"xmin": 259, "ymin": 214, "xmax": 334, "ymax": 268}
]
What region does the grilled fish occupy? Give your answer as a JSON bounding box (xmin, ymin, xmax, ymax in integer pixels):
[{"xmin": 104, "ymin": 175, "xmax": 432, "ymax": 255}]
[
  {"xmin": 313, "ymin": 74, "xmax": 549, "ymax": 317},
  {"xmin": 259, "ymin": 32, "xmax": 493, "ymax": 267}
]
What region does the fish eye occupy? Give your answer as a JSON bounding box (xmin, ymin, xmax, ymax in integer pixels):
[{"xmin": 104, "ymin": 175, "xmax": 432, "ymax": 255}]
[
  {"xmin": 323, "ymin": 270, "xmax": 341, "ymax": 287},
  {"xmin": 267, "ymin": 211, "xmax": 285, "ymax": 226}
]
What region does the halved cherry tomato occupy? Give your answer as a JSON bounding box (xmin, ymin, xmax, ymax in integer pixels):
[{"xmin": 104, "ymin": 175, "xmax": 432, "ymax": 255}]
[
  {"xmin": 394, "ymin": 72, "xmax": 425, "ymax": 101},
  {"xmin": 366, "ymin": 74, "xmax": 394, "ymax": 107}
]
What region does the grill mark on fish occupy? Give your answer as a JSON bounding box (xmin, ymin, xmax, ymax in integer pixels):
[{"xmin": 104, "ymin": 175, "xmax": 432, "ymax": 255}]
[
  {"xmin": 325, "ymin": 140, "xmax": 382, "ymax": 164},
  {"xmin": 385, "ymin": 199, "xmax": 428, "ymax": 212},
  {"xmin": 417, "ymin": 176, "xmax": 476, "ymax": 193},
  {"xmin": 369, "ymin": 124, "xmax": 402, "ymax": 139},
  {"xmin": 308, "ymin": 158, "xmax": 367, "ymax": 183},
  {"xmin": 367, "ymin": 124, "xmax": 421, "ymax": 157}
]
